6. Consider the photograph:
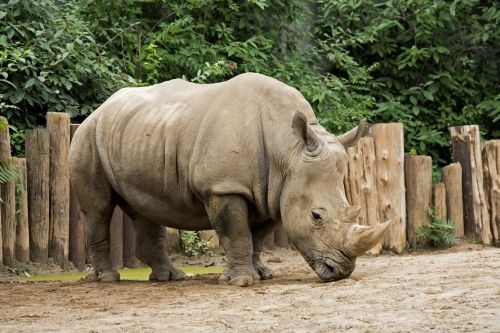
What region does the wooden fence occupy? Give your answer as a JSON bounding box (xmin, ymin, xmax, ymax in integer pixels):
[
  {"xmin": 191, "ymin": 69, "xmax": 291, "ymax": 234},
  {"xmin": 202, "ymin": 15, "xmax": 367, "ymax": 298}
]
[{"xmin": 0, "ymin": 113, "xmax": 498, "ymax": 269}]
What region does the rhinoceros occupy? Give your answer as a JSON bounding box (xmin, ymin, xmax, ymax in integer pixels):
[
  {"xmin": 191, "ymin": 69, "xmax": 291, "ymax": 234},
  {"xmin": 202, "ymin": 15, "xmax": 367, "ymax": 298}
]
[{"xmin": 69, "ymin": 73, "xmax": 390, "ymax": 286}]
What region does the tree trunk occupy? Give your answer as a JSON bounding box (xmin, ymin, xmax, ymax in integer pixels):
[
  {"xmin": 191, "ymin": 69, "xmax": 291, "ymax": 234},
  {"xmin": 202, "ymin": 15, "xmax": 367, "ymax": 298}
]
[
  {"xmin": 0, "ymin": 117, "xmax": 16, "ymax": 266},
  {"xmin": 123, "ymin": 214, "xmax": 141, "ymax": 268},
  {"xmin": 25, "ymin": 128, "xmax": 50, "ymax": 263},
  {"xmin": 47, "ymin": 112, "xmax": 71, "ymax": 266},
  {"xmin": 110, "ymin": 207, "xmax": 123, "ymax": 270},
  {"xmin": 69, "ymin": 124, "xmax": 86, "ymax": 271},
  {"xmin": 372, "ymin": 123, "xmax": 406, "ymax": 253},
  {"xmin": 347, "ymin": 137, "xmax": 382, "ymax": 254},
  {"xmin": 14, "ymin": 158, "xmax": 29, "ymax": 263},
  {"xmin": 432, "ymin": 183, "xmax": 447, "ymax": 220},
  {"xmin": 442, "ymin": 163, "xmax": 464, "ymax": 236},
  {"xmin": 482, "ymin": 140, "xmax": 500, "ymax": 243},
  {"xmin": 199, "ymin": 230, "xmax": 218, "ymax": 249},
  {"xmin": 450, "ymin": 125, "xmax": 491, "ymax": 244},
  {"xmin": 404, "ymin": 155, "xmax": 432, "ymax": 248}
]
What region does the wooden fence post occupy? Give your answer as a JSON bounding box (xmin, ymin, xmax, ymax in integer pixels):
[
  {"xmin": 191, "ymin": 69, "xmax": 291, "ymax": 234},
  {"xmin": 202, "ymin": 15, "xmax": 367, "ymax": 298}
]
[
  {"xmin": 404, "ymin": 155, "xmax": 432, "ymax": 247},
  {"xmin": 442, "ymin": 163, "xmax": 464, "ymax": 236},
  {"xmin": 14, "ymin": 158, "xmax": 29, "ymax": 263},
  {"xmin": 0, "ymin": 117, "xmax": 16, "ymax": 266},
  {"xmin": 123, "ymin": 213, "xmax": 141, "ymax": 268},
  {"xmin": 432, "ymin": 183, "xmax": 447, "ymax": 220},
  {"xmin": 482, "ymin": 140, "xmax": 500, "ymax": 243},
  {"xmin": 26, "ymin": 129, "xmax": 50, "ymax": 263},
  {"xmin": 69, "ymin": 124, "xmax": 86, "ymax": 270},
  {"xmin": 47, "ymin": 112, "xmax": 71, "ymax": 266},
  {"xmin": 274, "ymin": 226, "xmax": 288, "ymax": 248},
  {"xmin": 450, "ymin": 125, "xmax": 491, "ymax": 244},
  {"xmin": 372, "ymin": 123, "xmax": 406, "ymax": 253},
  {"xmin": 110, "ymin": 207, "xmax": 123, "ymax": 269},
  {"xmin": 199, "ymin": 230, "xmax": 218, "ymax": 249},
  {"xmin": 347, "ymin": 137, "xmax": 382, "ymax": 254}
]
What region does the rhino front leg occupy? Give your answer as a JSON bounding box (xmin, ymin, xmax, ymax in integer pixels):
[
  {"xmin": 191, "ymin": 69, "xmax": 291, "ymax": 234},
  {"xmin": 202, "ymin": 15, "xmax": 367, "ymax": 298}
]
[
  {"xmin": 251, "ymin": 220, "xmax": 282, "ymax": 280},
  {"xmin": 133, "ymin": 217, "xmax": 185, "ymax": 282},
  {"xmin": 206, "ymin": 195, "xmax": 259, "ymax": 287}
]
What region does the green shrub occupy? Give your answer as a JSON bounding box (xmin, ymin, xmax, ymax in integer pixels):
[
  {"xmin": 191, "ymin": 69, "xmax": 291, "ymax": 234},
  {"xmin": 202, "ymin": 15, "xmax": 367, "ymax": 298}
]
[
  {"xmin": 417, "ymin": 209, "xmax": 458, "ymax": 247},
  {"xmin": 180, "ymin": 231, "xmax": 213, "ymax": 257},
  {"xmin": 0, "ymin": 0, "xmax": 133, "ymax": 131},
  {"xmin": 314, "ymin": 0, "xmax": 499, "ymax": 163}
]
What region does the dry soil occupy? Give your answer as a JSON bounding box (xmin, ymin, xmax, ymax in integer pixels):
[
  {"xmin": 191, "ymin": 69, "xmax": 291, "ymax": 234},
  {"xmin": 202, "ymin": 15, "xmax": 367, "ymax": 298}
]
[{"xmin": 1, "ymin": 245, "xmax": 499, "ymax": 332}]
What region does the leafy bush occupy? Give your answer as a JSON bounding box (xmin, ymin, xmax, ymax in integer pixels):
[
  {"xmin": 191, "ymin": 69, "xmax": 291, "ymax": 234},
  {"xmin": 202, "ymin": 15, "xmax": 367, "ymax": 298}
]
[
  {"xmin": 314, "ymin": 0, "xmax": 499, "ymax": 163},
  {"xmin": 417, "ymin": 210, "xmax": 458, "ymax": 247},
  {"xmin": 0, "ymin": 0, "xmax": 133, "ymax": 134},
  {"xmin": 180, "ymin": 231, "xmax": 213, "ymax": 257}
]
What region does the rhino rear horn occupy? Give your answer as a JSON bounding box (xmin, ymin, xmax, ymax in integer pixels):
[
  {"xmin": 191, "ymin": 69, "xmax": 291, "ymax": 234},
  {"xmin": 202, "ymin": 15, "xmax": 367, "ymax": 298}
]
[
  {"xmin": 344, "ymin": 220, "xmax": 392, "ymax": 257},
  {"xmin": 292, "ymin": 112, "xmax": 322, "ymax": 155},
  {"xmin": 337, "ymin": 119, "xmax": 368, "ymax": 148}
]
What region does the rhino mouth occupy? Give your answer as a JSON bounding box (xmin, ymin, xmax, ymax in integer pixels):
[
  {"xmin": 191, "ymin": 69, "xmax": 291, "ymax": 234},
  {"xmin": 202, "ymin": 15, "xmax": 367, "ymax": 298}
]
[
  {"xmin": 313, "ymin": 258, "xmax": 339, "ymax": 281},
  {"xmin": 304, "ymin": 250, "xmax": 355, "ymax": 282}
]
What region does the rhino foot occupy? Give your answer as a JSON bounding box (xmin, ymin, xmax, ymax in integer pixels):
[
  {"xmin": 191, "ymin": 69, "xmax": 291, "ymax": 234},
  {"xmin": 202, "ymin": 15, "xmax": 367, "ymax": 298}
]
[
  {"xmin": 83, "ymin": 268, "xmax": 120, "ymax": 282},
  {"xmin": 256, "ymin": 265, "xmax": 274, "ymax": 280},
  {"xmin": 149, "ymin": 268, "xmax": 185, "ymax": 282},
  {"xmin": 218, "ymin": 268, "xmax": 260, "ymax": 287}
]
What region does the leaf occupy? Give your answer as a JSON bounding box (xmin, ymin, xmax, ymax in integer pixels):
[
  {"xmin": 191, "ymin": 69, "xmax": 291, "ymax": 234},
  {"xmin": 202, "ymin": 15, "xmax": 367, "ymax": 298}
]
[
  {"xmin": 0, "ymin": 11, "xmax": 6, "ymax": 20},
  {"xmin": 423, "ymin": 90, "xmax": 434, "ymax": 101},
  {"xmin": 24, "ymin": 77, "xmax": 37, "ymax": 89}
]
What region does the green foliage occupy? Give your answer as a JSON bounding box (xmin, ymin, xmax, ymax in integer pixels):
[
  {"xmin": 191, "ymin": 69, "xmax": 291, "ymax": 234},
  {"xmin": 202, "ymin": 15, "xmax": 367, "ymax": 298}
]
[
  {"xmin": 0, "ymin": 160, "xmax": 18, "ymax": 185},
  {"xmin": 180, "ymin": 231, "xmax": 213, "ymax": 257},
  {"xmin": 417, "ymin": 209, "xmax": 458, "ymax": 247},
  {"xmin": 314, "ymin": 0, "xmax": 499, "ymax": 163},
  {"xmin": 0, "ymin": 0, "xmax": 133, "ymax": 131},
  {"xmin": 2, "ymin": 0, "xmax": 498, "ymax": 162}
]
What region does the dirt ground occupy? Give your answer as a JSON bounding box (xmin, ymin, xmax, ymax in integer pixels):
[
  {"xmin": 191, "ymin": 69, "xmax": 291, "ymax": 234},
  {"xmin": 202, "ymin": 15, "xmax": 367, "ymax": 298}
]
[{"xmin": 1, "ymin": 244, "xmax": 499, "ymax": 333}]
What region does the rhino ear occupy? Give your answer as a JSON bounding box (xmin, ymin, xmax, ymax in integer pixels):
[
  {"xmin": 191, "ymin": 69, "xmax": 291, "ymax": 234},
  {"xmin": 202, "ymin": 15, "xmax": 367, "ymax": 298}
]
[
  {"xmin": 337, "ymin": 118, "xmax": 368, "ymax": 148},
  {"xmin": 292, "ymin": 112, "xmax": 321, "ymax": 153}
]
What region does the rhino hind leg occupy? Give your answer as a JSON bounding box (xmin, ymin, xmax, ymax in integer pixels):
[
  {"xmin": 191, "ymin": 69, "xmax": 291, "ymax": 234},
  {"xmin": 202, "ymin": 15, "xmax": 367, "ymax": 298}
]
[
  {"xmin": 132, "ymin": 217, "xmax": 185, "ymax": 282},
  {"xmin": 205, "ymin": 195, "xmax": 259, "ymax": 287},
  {"xmin": 251, "ymin": 220, "xmax": 282, "ymax": 280}
]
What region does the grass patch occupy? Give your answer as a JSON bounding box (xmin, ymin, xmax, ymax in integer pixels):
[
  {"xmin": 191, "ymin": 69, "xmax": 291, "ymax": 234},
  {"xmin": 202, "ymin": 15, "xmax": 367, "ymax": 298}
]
[{"xmin": 26, "ymin": 266, "xmax": 223, "ymax": 282}]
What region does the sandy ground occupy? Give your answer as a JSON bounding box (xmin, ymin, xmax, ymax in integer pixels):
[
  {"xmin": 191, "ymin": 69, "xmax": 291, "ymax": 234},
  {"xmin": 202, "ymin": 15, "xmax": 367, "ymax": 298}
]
[{"xmin": 0, "ymin": 245, "xmax": 499, "ymax": 333}]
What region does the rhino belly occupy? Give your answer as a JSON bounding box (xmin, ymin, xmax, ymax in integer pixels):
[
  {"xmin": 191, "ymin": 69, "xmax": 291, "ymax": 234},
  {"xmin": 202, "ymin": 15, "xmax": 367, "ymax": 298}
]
[{"xmin": 117, "ymin": 183, "xmax": 212, "ymax": 230}]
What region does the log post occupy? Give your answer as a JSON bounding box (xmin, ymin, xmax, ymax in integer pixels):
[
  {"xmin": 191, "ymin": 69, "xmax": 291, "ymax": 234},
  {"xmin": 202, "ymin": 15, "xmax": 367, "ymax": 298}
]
[
  {"xmin": 263, "ymin": 233, "xmax": 275, "ymax": 250},
  {"xmin": 199, "ymin": 230, "xmax": 218, "ymax": 249},
  {"xmin": 432, "ymin": 183, "xmax": 447, "ymax": 220},
  {"xmin": 123, "ymin": 213, "xmax": 141, "ymax": 268},
  {"xmin": 110, "ymin": 207, "xmax": 123, "ymax": 269},
  {"xmin": 347, "ymin": 137, "xmax": 382, "ymax": 254},
  {"xmin": 442, "ymin": 163, "xmax": 464, "ymax": 236},
  {"xmin": 47, "ymin": 112, "xmax": 71, "ymax": 266},
  {"xmin": 25, "ymin": 128, "xmax": 50, "ymax": 263},
  {"xmin": 372, "ymin": 123, "xmax": 406, "ymax": 253},
  {"xmin": 14, "ymin": 158, "xmax": 29, "ymax": 263},
  {"xmin": 404, "ymin": 155, "xmax": 432, "ymax": 248},
  {"xmin": 166, "ymin": 228, "xmax": 181, "ymax": 252},
  {"xmin": 69, "ymin": 124, "xmax": 86, "ymax": 270},
  {"xmin": 274, "ymin": 226, "xmax": 288, "ymax": 248},
  {"xmin": 0, "ymin": 117, "xmax": 16, "ymax": 266},
  {"xmin": 450, "ymin": 125, "xmax": 491, "ymax": 244},
  {"xmin": 482, "ymin": 140, "xmax": 500, "ymax": 243}
]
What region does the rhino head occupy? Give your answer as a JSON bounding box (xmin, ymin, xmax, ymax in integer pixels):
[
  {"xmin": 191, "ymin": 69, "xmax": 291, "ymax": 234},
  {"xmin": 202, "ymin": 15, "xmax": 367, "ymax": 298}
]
[{"xmin": 280, "ymin": 112, "xmax": 391, "ymax": 281}]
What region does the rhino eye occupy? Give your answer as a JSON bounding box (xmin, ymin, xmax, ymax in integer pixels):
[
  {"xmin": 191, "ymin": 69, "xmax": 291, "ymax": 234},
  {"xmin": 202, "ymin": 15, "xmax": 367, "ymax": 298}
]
[{"xmin": 311, "ymin": 211, "xmax": 323, "ymax": 223}]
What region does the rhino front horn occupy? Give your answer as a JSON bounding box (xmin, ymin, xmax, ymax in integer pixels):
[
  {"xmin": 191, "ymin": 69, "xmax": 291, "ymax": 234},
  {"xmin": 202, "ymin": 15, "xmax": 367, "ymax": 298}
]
[
  {"xmin": 344, "ymin": 220, "xmax": 392, "ymax": 257},
  {"xmin": 336, "ymin": 118, "xmax": 368, "ymax": 148}
]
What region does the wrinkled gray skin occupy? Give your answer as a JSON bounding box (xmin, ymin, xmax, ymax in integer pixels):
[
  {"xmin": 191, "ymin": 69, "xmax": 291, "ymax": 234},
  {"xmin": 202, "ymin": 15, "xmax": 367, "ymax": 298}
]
[{"xmin": 70, "ymin": 73, "xmax": 390, "ymax": 287}]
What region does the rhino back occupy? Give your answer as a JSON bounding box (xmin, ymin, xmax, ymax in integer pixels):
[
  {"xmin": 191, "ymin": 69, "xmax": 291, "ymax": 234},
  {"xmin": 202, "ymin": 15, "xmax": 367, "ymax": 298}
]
[{"xmin": 84, "ymin": 73, "xmax": 315, "ymax": 228}]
